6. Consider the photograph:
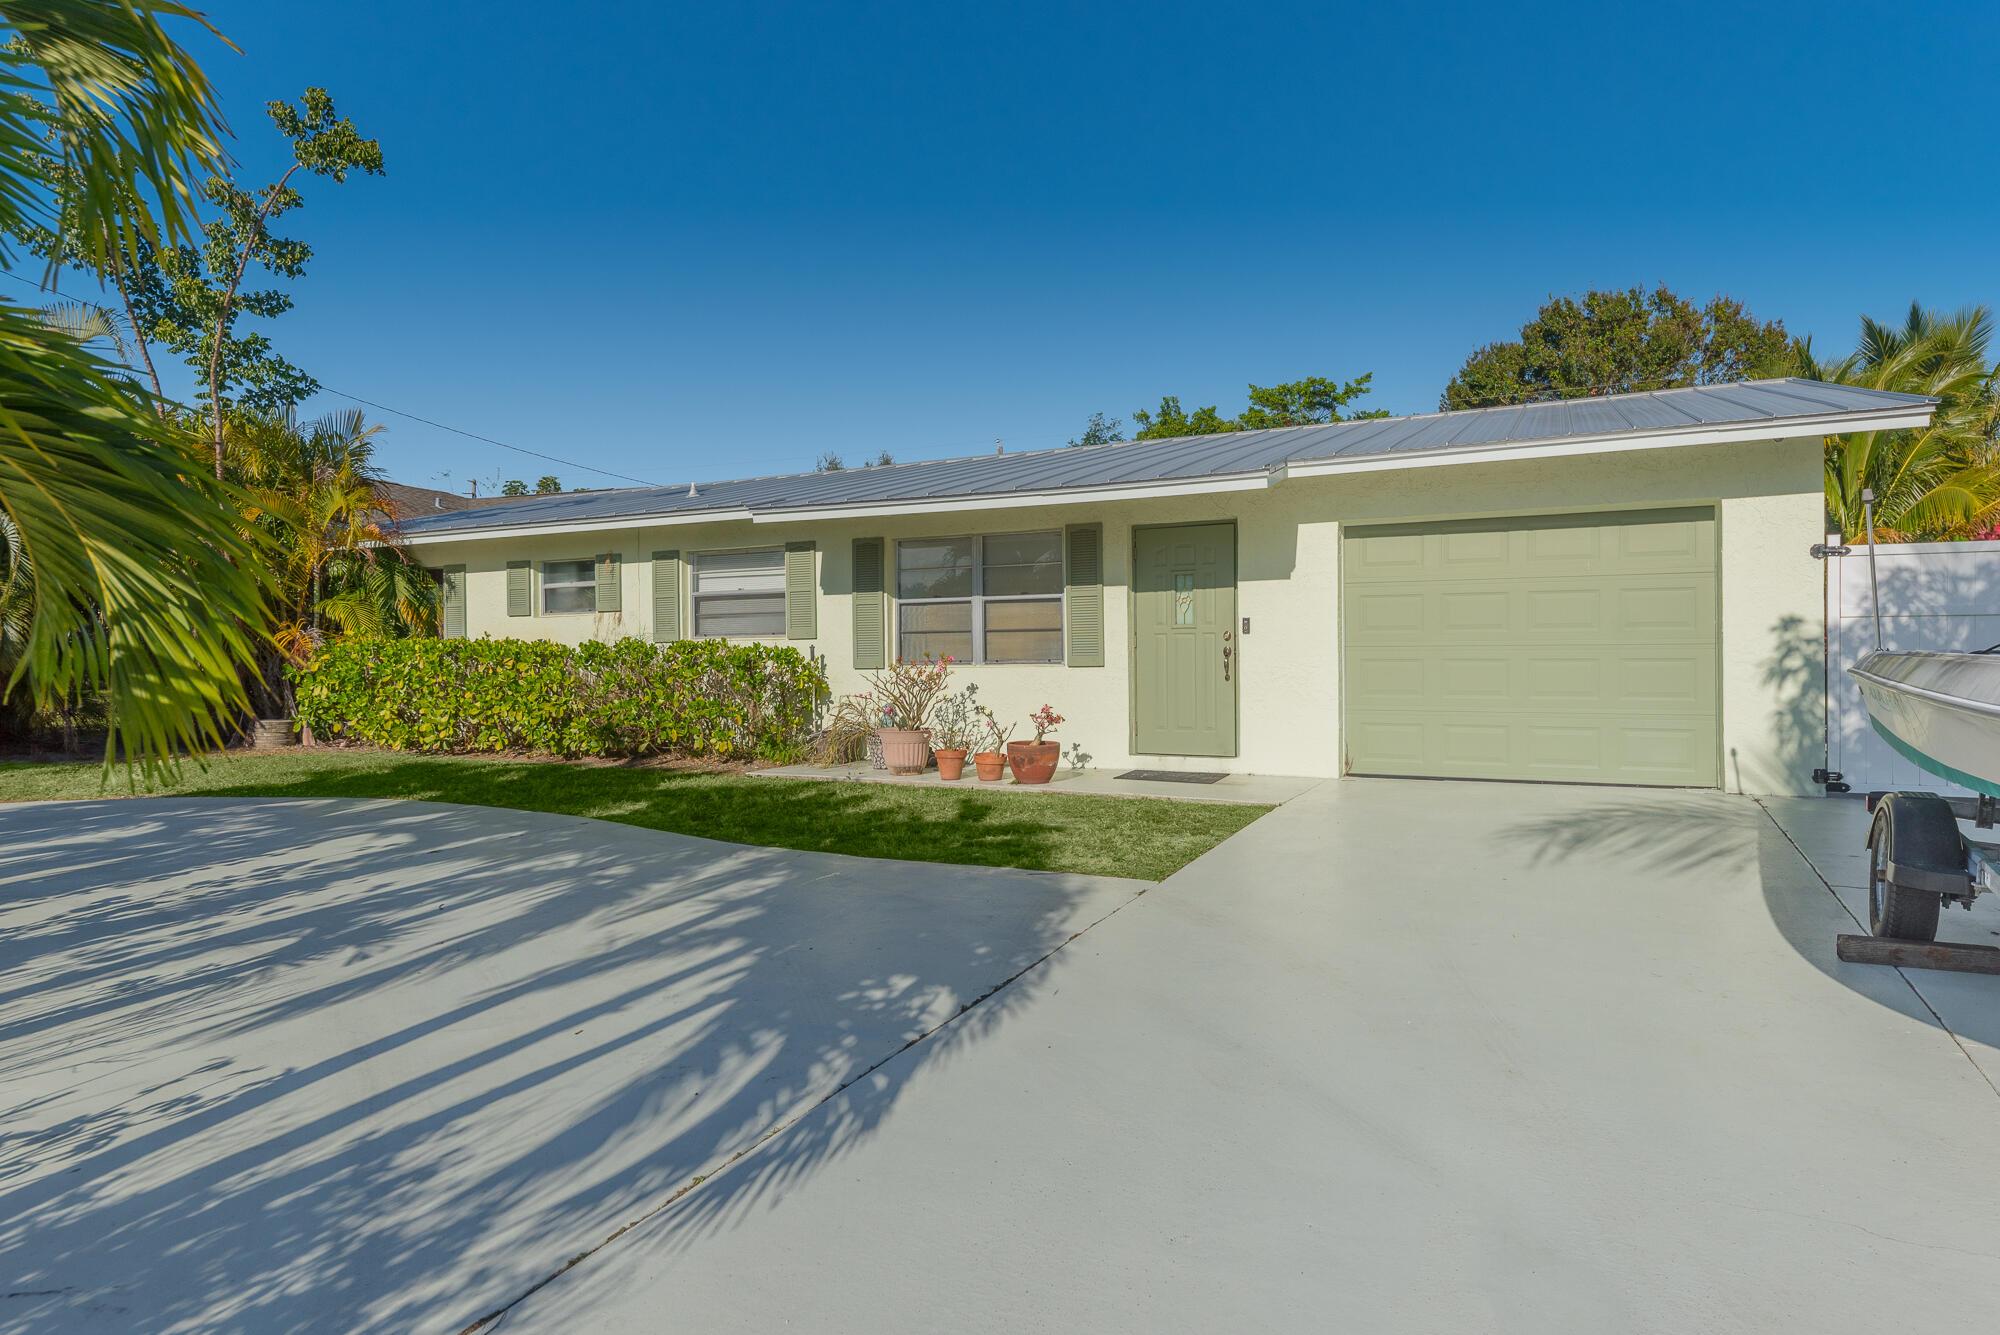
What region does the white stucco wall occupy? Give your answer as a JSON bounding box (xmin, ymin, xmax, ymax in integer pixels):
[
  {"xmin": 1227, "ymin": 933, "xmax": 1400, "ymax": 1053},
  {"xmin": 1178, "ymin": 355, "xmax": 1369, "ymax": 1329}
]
[{"xmin": 412, "ymin": 435, "xmax": 1826, "ymax": 793}]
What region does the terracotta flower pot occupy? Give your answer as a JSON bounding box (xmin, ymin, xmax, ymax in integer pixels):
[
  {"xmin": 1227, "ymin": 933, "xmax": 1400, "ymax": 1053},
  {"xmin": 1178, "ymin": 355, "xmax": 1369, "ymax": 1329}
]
[
  {"xmin": 934, "ymin": 747, "xmax": 968, "ymax": 781},
  {"xmin": 877, "ymin": 727, "xmax": 931, "ymax": 775},
  {"xmin": 1006, "ymin": 740, "xmax": 1059, "ymax": 785},
  {"xmin": 973, "ymin": 751, "xmax": 1007, "ymax": 782}
]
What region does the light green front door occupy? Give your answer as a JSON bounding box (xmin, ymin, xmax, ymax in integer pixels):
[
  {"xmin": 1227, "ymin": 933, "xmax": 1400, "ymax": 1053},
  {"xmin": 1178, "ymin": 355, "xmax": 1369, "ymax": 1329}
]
[
  {"xmin": 1133, "ymin": 523, "xmax": 1237, "ymax": 757},
  {"xmin": 1343, "ymin": 508, "xmax": 1719, "ymax": 786}
]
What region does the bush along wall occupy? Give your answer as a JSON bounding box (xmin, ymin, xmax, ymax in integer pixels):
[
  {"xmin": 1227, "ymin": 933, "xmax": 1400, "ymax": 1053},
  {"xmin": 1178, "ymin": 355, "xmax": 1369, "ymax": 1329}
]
[{"xmin": 289, "ymin": 637, "xmax": 826, "ymax": 761}]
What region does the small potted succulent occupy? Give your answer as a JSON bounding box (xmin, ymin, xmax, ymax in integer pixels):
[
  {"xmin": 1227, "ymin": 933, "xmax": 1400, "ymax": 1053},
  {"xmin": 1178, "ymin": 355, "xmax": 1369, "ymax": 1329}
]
[
  {"xmin": 1006, "ymin": 704, "xmax": 1064, "ymax": 785},
  {"xmin": 866, "ymin": 657, "xmax": 953, "ymax": 775},
  {"xmin": 972, "ymin": 704, "xmax": 1012, "ymax": 782},
  {"xmin": 928, "ymin": 682, "xmax": 982, "ymax": 781}
]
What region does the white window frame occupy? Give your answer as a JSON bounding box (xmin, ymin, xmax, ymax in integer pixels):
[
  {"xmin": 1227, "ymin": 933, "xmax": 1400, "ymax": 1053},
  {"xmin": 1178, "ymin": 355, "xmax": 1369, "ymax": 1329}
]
[
  {"xmin": 896, "ymin": 531, "xmax": 1065, "ymax": 664},
  {"xmin": 541, "ymin": 557, "xmax": 597, "ymax": 616},
  {"xmin": 692, "ymin": 546, "xmax": 787, "ymax": 639}
]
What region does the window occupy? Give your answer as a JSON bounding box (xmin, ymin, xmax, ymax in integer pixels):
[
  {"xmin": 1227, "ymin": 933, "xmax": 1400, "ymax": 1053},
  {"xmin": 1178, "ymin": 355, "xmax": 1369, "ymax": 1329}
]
[
  {"xmin": 897, "ymin": 532, "xmax": 1062, "ymax": 663},
  {"xmin": 693, "ymin": 548, "xmax": 786, "ymax": 637},
  {"xmin": 542, "ymin": 558, "xmax": 596, "ymax": 614}
]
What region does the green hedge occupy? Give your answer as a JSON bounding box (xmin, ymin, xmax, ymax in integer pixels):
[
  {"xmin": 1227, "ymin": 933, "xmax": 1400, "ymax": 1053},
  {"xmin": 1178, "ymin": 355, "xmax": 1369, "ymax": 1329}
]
[{"xmin": 289, "ymin": 637, "xmax": 825, "ymax": 760}]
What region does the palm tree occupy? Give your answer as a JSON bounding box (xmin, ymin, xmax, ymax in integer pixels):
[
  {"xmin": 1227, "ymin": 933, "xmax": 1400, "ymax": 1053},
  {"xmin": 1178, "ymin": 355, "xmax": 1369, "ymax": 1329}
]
[
  {"xmin": 226, "ymin": 408, "xmax": 437, "ymax": 711},
  {"xmin": 0, "ymin": 1, "xmax": 270, "ymax": 773},
  {"xmin": 1794, "ymin": 304, "xmax": 2000, "ymax": 541}
]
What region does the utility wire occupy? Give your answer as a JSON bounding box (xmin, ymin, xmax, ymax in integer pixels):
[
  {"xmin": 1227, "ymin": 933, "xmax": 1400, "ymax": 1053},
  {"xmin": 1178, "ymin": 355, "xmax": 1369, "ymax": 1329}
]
[
  {"xmin": 0, "ymin": 267, "xmax": 663, "ymax": 487},
  {"xmin": 307, "ymin": 386, "xmax": 660, "ymax": 487}
]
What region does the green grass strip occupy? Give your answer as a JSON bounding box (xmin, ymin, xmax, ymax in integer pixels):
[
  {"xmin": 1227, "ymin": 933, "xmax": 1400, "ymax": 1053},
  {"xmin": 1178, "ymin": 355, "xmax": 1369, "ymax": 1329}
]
[{"xmin": 0, "ymin": 750, "xmax": 1269, "ymax": 882}]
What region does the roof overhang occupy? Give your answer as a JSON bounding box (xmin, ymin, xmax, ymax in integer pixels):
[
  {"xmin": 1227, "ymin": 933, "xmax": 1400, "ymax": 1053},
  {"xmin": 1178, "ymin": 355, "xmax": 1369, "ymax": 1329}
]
[{"xmin": 393, "ymin": 400, "xmax": 1933, "ymax": 546}]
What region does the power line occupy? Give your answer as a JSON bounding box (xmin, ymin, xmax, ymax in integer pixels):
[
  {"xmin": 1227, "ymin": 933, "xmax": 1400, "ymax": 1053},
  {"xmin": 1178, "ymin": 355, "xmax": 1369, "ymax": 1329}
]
[
  {"xmin": 308, "ymin": 387, "xmax": 660, "ymax": 487},
  {"xmin": 0, "ymin": 268, "xmax": 662, "ymax": 487}
]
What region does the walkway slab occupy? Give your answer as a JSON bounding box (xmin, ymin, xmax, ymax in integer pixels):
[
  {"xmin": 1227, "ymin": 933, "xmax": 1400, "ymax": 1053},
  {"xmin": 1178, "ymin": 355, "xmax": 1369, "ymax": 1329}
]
[
  {"xmin": 0, "ymin": 798, "xmax": 1144, "ymax": 1335},
  {"xmin": 502, "ymin": 780, "xmax": 2000, "ymax": 1334}
]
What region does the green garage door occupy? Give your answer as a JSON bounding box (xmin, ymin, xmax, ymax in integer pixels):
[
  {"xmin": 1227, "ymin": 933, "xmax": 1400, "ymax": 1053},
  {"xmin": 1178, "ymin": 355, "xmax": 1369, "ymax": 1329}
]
[{"xmin": 1342, "ymin": 508, "xmax": 1718, "ymax": 787}]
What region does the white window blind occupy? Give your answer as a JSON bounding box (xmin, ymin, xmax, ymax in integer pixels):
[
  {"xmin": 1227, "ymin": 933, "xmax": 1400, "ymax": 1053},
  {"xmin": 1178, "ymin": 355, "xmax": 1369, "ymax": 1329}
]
[{"xmin": 693, "ymin": 549, "xmax": 787, "ymax": 637}]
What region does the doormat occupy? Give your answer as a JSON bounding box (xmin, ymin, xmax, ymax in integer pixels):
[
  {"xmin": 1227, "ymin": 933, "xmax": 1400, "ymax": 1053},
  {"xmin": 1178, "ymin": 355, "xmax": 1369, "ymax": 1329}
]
[{"xmin": 1116, "ymin": 769, "xmax": 1228, "ymax": 784}]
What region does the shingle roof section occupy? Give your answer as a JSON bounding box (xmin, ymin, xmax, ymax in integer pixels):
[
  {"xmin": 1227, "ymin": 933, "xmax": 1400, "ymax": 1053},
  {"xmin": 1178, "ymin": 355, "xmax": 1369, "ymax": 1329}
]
[{"xmin": 395, "ymin": 378, "xmax": 1932, "ymax": 537}]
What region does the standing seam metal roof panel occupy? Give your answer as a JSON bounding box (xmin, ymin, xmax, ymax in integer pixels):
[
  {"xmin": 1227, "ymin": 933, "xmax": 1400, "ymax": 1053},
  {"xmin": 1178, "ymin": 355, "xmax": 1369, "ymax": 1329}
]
[{"xmin": 392, "ymin": 379, "xmax": 1934, "ymax": 537}]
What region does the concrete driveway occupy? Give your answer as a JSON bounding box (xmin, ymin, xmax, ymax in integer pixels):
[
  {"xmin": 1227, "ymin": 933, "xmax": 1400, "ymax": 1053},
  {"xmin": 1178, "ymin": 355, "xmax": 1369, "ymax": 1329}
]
[
  {"xmin": 0, "ymin": 798, "xmax": 1145, "ymax": 1334},
  {"xmin": 6, "ymin": 786, "xmax": 1999, "ymax": 1334},
  {"xmin": 496, "ymin": 780, "xmax": 2000, "ymax": 1335}
]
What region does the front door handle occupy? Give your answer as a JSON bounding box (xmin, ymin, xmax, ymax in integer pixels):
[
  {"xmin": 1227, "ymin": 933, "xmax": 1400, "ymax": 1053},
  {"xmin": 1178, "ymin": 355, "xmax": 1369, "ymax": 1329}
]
[{"xmin": 1222, "ymin": 644, "xmax": 1233, "ymax": 682}]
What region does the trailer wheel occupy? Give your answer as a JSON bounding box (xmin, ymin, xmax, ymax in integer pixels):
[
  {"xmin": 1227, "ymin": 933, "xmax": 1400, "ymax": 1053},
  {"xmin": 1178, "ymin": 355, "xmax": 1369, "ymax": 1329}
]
[{"xmin": 1867, "ymin": 796, "xmax": 1946, "ymax": 942}]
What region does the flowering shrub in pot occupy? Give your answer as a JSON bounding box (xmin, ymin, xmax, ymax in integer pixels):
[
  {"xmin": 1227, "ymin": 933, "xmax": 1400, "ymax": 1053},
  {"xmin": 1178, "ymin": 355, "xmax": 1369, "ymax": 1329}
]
[
  {"xmin": 972, "ymin": 704, "xmax": 1013, "ymax": 782},
  {"xmin": 1006, "ymin": 704, "xmax": 1064, "ymax": 784},
  {"xmin": 864, "ymin": 657, "xmax": 953, "ymax": 774},
  {"xmin": 928, "ymin": 682, "xmax": 983, "ymax": 781}
]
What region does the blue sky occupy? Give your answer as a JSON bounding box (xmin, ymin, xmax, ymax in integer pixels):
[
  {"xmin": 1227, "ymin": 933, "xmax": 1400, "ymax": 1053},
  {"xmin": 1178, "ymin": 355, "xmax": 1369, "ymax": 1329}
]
[{"xmin": 58, "ymin": 1, "xmax": 2000, "ymax": 491}]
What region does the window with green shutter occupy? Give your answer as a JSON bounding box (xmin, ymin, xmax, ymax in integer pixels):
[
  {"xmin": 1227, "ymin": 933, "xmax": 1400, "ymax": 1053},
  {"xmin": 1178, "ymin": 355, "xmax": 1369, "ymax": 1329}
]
[
  {"xmin": 785, "ymin": 541, "xmax": 817, "ymax": 640},
  {"xmin": 852, "ymin": 536, "xmax": 885, "ymax": 669},
  {"xmin": 652, "ymin": 550, "xmax": 683, "ymax": 641},
  {"xmin": 1064, "ymin": 524, "xmax": 1104, "ymax": 666},
  {"xmin": 594, "ymin": 553, "xmax": 621, "ymax": 613},
  {"xmin": 441, "ymin": 564, "xmax": 467, "ymax": 639},
  {"xmin": 506, "ymin": 560, "xmax": 532, "ymax": 617}
]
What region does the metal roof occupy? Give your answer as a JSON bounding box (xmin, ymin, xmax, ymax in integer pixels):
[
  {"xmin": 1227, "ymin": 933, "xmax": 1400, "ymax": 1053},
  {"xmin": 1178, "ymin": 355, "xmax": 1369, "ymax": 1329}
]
[{"xmin": 395, "ymin": 378, "xmax": 1933, "ymax": 538}]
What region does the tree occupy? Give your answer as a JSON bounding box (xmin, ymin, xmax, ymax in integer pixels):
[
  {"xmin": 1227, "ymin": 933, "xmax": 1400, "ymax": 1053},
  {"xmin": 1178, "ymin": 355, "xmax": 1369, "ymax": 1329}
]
[
  {"xmin": 1067, "ymin": 411, "xmax": 1125, "ymax": 448},
  {"xmin": 1131, "ymin": 396, "xmax": 1237, "ymax": 439},
  {"xmin": 500, "ymin": 478, "xmax": 529, "ymax": 496},
  {"xmin": 1791, "ymin": 303, "xmax": 2000, "ymax": 541},
  {"xmin": 815, "ymin": 451, "xmax": 844, "ymax": 472},
  {"xmin": 1443, "ymin": 286, "xmax": 1791, "ymax": 409},
  {"xmin": 1238, "ymin": 374, "xmax": 1388, "ymax": 428},
  {"xmin": 227, "ymin": 408, "xmax": 437, "ymax": 711},
  {"xmin": 534, "ymin": 474, "xmax": 561, "ymax": 493},
  {"xmin": 0, "ymin": 0, "xmax": 272, "ymax": 772},
  {"xmin": 126, "ymin": 86, "xmax": 384, "ymax": 476},
  {"xmin": 1132, "ymin": 374, "xmax": 1387, "ymax": 439}
]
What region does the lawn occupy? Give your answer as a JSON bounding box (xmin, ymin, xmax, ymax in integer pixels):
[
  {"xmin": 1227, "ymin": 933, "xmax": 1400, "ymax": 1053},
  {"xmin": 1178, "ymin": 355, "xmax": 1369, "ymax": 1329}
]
[{"xmin": 0, "ymin": 750, "xmax": 1268, "ymax": 881}]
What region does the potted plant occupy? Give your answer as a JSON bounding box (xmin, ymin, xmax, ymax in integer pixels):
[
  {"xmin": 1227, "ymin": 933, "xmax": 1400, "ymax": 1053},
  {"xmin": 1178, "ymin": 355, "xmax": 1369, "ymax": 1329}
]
[
  {"xmin": 1006, "ymin": 705, "xmax": 1064, "ymax": 784},
  {"xmin": 972, "ymin": 705, "xmax": 1012, "ymax": 782},
  {"xmin": 865, "ymin": 657, "xmax": 953, "ymax": 775},
  {"xmin": 928, "ymin": 682, "xmax": 982, "ymax": 781}
]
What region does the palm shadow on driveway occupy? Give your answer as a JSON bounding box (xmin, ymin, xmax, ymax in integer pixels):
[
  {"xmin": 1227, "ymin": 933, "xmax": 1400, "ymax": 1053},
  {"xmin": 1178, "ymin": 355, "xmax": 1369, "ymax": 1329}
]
[{"xmin": 0, "ymin": 796, "xmax": 1136, "ymax": 1334}]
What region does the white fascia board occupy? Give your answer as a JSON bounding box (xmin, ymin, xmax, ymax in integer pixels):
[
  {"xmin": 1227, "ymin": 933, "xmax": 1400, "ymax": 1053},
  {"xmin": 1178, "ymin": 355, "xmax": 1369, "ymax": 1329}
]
[
  {"xmin": 746, "ymin": 471, "xmax": 1276, "ymax": 524},
  {"xmin": 1279, "ymin": 405, "xmax": 1935, "ymax": 479},
  {"xmin": 396, "ymin": 507, "xmax": 755, "ymax": 546}
]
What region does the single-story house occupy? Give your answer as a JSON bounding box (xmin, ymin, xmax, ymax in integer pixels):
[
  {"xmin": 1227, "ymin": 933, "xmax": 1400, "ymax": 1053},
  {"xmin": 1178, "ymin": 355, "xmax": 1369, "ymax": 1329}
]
[{"xmin": 392, "ymin": 378, "xmax": 1934, "ymax": 795}]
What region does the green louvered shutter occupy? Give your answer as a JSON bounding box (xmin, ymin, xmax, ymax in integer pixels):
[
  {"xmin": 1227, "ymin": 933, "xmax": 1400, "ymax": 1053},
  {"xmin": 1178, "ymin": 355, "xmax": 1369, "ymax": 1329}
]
[
  {"xmin": 506, "ymin": 560, "xmax": 532, "ymax": 617},
  {"xmin": 594, "ymin": 553, "xmax": 621, "ymax": 613},
  {"xmin": 1065, "ymin": 524, "xmax": 1104, "ymax": 666},
  {"xmin": 785, "ymin": 541, "xmax": 817, "ymax": 640},
  {"xmin": 852, "ymin": 537, "xmax": 885, "ymax": 669},
  {"xmin": 441, "ymin": 565, "xmax": 467, "ymax": 639},
  {"xmin": 652, "ymin": 550, "xmax": 683, "ymax": 642}
]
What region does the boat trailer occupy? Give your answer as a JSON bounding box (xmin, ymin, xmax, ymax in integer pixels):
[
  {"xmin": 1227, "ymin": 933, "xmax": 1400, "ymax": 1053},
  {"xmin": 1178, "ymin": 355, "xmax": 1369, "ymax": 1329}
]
[
  {"xmin": 1831, "ymin": 487, "xmax": 2000, "ymax": 976},
  {"xmin": 1838, "ymin": 790, "xmax": 2000, "ymax": 975}
]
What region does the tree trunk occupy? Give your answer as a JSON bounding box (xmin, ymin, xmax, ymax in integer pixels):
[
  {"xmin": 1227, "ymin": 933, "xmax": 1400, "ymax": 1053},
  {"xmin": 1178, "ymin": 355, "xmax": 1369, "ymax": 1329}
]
[{"xmin": 108, "ymin": 256, "xmax": 167, "ymax": 410}]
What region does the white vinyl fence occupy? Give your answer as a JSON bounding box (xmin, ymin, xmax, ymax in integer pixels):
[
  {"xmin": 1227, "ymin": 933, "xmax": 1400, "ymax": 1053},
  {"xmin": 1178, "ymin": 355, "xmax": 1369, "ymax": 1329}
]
[{"xmin": 1825, "ymin": 538, "xmax": 2000, "ymax": 795}]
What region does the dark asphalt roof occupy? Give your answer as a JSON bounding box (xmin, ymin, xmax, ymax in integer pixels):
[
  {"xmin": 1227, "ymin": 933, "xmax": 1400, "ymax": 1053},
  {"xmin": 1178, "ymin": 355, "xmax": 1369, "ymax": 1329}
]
[{"xmin": 396, "ymin": 379, "xmax": 1932, "ymax": 538}]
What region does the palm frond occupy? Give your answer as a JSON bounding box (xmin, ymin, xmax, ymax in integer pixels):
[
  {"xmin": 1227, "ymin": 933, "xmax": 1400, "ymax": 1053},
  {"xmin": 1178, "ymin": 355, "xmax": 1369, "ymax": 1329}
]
[{"xmin": 0, "ymin": 3, "xmax": 268, "ymax": 774}]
